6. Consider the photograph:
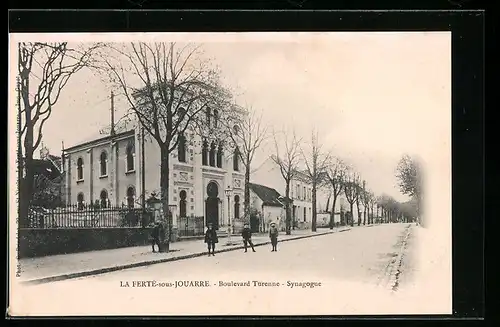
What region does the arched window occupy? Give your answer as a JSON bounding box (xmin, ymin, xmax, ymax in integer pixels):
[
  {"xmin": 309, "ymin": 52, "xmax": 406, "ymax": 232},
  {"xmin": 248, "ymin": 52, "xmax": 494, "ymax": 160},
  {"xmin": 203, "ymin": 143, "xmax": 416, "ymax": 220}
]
[
  {"xmin": 100, "ymin": 189, "xmax": 109, "ymax": 208},
  {"xmin": 179, "ymin": 190, "xmax": 187, "ymax": 217},
  {"xmin": 206, "ymin": 108, "xmax": 211, "ymax": 126},
  {"xmin": 216, "ymin": 143, "xmax": 223, "ymax": 168},
  {"xmin": 202, "ymin": 140, "xmax": 208, "ymax": 166},
  {"xmin": 209, "ymin": 142, "xmax": 216, "ymax": 167},
  {"xmin": 233, "ymin": 124, "xmax": 240, "ymax": 135},
  {"xmin": 234, "ymin": 195, "xmax": 240, "ymax": 219},
  {"xmin": 100, "ymin": 151, "xmax": 108, "ymax": 176},
  {"xmin": 177, "ymin": 133, "xmax": 186, "ymax": 163},
  {"xmin": 126, "ymin": 143, "xmax": 135, "ymax": 172},
  {"xmin": 213, "ymin": 109, "xmax": 219, "ymax": 128},
  {"xmin": 303, "ymin": 186, "xmax": 306, "ymax": 200},
  {"xmin": 296, "ymin": 184, "xmax": 300, "ymax": 199},
  {"xmin": 77, "ymin": 157, "xmax": 84, "ymax": 180},
  {"xmin": 77, "ymin": 193, "xmax": 85, "ymax": 210},
  {"xmin": 233, "ymin": 147, "xmax": 240, "ymax": 171},
  {"xmin": 126, "ymin": 186, "xmax": 135, "ymax": 208}
]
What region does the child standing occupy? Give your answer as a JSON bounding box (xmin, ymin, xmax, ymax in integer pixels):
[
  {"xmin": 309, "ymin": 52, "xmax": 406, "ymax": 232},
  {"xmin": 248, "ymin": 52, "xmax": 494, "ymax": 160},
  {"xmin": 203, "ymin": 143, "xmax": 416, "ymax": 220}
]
[
  {"xmin": 204, "ymin": 223, "xmax": 218, "ymax": 256},
  {"xmin": 150, "ymin": 221, "xmax": 161, "ymax": 253},
  {"xmin": 269, "ymin": 222, "xmax": 279, "ymax": 252},
  {"xmin": 241, "ymin": 223, "xmax": 256, "ymax": 253}
]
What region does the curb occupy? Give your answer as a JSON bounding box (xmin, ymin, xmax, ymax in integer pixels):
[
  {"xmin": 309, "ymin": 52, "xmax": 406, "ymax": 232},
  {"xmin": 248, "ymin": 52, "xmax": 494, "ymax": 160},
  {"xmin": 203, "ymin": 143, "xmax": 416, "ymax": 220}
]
[
  {"xmin": 376, "ymin": 224, "xmax": 412, "ymax": 290},
  {"xmin": 23, "ymin": 228, "xmax": 351, "ymax": 285},
  {"xmin": 389, "ymin": 225, "xmax": 412, "ymax": 292}
]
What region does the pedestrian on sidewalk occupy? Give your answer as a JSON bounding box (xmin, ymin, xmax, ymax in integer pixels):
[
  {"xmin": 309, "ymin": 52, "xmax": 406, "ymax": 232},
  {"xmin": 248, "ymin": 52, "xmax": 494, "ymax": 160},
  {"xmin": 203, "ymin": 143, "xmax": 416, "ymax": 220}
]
[
  {"xmin": 150, "ymin": 221, "xmax": 161, "ymax": 253},
  {"xmin": 269, "ymin": 222, "xmax": 279, "ymax": 252},
  {"xmin": 242, "ymin": 223, "xmax": 256, "ymax": 252},
  {"xmin": 204, "ymin": 223, "xmax": 218, "ymax": 256}
]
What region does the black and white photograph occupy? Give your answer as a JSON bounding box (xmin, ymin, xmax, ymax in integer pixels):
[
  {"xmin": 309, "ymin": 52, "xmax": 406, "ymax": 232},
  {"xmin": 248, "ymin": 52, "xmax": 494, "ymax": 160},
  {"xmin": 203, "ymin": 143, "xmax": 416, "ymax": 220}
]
[{"xmin": 8, "ymin": 32, "xmax": 451, "ymax": 316}]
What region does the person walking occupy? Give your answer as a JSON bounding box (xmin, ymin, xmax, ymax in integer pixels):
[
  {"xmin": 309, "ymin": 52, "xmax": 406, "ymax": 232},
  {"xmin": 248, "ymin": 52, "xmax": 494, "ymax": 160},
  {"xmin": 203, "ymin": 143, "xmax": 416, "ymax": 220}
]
[
  {"xmin": 150, "ymin": 221, "xmax": 161, "ymax": 253},
  {"xmin": 204, "ymin": 223, "xmax": 218, "ymax": 256},
  {"xmin": 269, "ymin": 222, "xmax": 279, "ymax": 252},
  {"xmin": 242, "ymin": 223, "xmax": 256, "ymax": 253}
]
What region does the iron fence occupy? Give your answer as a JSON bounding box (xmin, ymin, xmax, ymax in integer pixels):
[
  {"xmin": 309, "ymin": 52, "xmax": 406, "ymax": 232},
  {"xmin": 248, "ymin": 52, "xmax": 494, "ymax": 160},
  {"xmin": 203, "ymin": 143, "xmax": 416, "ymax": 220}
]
[
  {"xmin": 24, "ymin": 204, "xmax": 153, "ymax": 229},
  {"xmin": 177, "ymin": 216, "xmax": 205, "ymax": 237}
]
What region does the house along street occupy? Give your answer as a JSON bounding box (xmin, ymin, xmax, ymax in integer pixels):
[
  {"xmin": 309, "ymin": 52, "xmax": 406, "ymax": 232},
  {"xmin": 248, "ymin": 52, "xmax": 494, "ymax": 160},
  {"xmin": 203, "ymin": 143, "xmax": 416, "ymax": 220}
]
[{"xmin": 15, "ymin": 224, "xmax": 420, "ymax": 315}]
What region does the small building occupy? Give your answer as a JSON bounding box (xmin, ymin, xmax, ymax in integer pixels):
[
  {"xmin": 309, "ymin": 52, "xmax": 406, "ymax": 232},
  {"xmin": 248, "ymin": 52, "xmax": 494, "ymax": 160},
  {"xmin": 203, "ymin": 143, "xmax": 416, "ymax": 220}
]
[
  {"xmin": 248, "ymin": 182, "xmax": 284, "ymax": 232},
  {"xmin": 289, "ymin": 170, "xmax": 313, "ymax": 228},
  {"xmin": 30, "ymin": 146, "xmax": 66, "ymax": 208}
]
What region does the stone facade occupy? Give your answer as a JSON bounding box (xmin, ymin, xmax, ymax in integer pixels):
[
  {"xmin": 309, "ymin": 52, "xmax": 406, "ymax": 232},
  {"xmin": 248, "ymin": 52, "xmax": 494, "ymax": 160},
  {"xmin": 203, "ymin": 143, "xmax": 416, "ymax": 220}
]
[
  {"xmin": 289, "ymin": 171, "xmax": 313, "ymax": 224},
  {"xmin": 63, "ymin": 123, "xmax": 245, "ymax": 231}
]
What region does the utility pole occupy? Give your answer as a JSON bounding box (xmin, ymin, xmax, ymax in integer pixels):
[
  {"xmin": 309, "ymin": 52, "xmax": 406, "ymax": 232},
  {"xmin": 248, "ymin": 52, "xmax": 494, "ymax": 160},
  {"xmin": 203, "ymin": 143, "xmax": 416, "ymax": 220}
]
[
  {"xmin": 109, "ymin": 90, "xmax": 116, "ymax": 205},
  {"xmin": 110, "ymin": 91, "xmax": 116, "ymax": 136}
]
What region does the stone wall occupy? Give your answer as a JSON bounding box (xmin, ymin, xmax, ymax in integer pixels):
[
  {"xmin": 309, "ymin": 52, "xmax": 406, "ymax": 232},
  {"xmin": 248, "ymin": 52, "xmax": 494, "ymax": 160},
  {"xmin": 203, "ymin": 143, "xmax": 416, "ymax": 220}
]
[{"xmin": 19, "ymin": 227, "xmax": 153, "ymax": 258}]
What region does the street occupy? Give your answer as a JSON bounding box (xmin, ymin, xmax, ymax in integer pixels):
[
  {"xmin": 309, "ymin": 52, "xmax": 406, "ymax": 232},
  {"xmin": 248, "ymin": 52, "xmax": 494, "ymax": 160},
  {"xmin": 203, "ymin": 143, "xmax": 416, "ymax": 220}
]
[{"xmin": 13, "ymin": 224, "xmax": 424, "ymax": 315}]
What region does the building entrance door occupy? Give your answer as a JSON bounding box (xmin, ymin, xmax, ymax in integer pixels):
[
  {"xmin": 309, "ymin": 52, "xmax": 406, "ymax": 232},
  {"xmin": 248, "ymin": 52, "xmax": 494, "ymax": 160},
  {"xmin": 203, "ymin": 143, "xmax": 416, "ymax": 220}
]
[{"xmin": 205, "ymin": 181, "xmax": 220, "ymax": 230}]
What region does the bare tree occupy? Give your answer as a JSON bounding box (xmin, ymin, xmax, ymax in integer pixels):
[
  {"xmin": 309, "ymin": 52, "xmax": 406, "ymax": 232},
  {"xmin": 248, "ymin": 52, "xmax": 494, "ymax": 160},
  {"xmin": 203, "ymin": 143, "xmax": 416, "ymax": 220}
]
[
  {"xmin": 377, "ymin": 193, "xmax": 399, "ymax": 224},
  {"xmin": 222, "ymin": 107, "xmax": 268, "ymax": 222},
  {"xmin": 98, "ymin": 42, "xmax": 232, "ymax": 252},
  {"xmin": 301, "ymin": 130, "xmax": 330, "ymax": 232},
  {"xmin": 367, "ymin": 191, "xmax": 376, "ymax": 224},
  {"xmin": 17, "ymin": 42, "xmax": 100, "ymax": 226},
  {"xmin": 361, "ymin": 180, "xmax": 368, "ymax": 225},
  {"xmin": 324, "ymin": 157, "xmax": 347, "ymax": 229},
  {"xmin": 396, "ymin": 154, "xmax": 423, "ymax": 225},
  {"xmin": 377, "ymin": 195, "xmax": 388, "ymax": 223},
  {"xmin": 324, "ymin": 191, "xmax": 331, "ymax": 212},
  {"xmin": 343, "ymin": 169, "xmax": 361, "ymax": 227},
  {"xmin": 270, "ymin": 128, "xmax": 302, "ymax": 235},
  {"xmin": 355, "ymin": 180, "xmax": 363, "ymax": 226}
]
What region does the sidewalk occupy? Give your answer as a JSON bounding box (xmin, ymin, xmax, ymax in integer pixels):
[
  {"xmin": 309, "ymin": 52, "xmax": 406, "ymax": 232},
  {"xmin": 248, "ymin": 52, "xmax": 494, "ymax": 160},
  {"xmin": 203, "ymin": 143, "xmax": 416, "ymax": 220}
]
[{"xmin": 19, "ymin": 227, "xmax": 351, "ymax": 284}]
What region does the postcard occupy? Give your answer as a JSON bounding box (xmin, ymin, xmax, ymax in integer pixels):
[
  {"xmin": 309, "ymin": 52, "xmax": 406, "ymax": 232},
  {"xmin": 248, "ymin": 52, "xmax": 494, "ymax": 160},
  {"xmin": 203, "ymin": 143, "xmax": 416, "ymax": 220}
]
[{"xmin": 8, "ymin": 31, "xmax": 451, "ymax": 316}]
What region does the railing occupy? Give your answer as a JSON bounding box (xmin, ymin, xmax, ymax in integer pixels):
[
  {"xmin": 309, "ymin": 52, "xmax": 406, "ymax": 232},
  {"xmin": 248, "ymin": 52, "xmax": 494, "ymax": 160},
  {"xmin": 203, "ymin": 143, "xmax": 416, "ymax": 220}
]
[
  {"xmin": 177, "ymin": 216, "xmax": 205, "ymax": 237},
  {"xmin": 24, "ymin": 204, "xmax": 153, "ymax": 229}
]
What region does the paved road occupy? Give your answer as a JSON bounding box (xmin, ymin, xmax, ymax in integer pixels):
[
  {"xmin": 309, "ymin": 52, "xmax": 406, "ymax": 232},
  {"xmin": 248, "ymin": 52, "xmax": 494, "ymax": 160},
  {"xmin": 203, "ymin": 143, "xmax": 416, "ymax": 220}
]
[{"xmin": 13, "ymin": 224, "xmax": 419, "ymax": 316}]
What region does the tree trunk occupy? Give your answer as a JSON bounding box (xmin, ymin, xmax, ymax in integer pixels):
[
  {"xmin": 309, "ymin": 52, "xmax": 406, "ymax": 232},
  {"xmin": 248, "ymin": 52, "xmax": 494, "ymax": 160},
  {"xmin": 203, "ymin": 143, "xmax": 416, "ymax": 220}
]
[
  {"xmin": 244, "ymin": 160, "xmax": 251, "ymax": 222},
  {"xmin": 349, "ymin": 203, "xmax": 354, "ymax": 227},
  {"xmin": 363, "ymin": 205, "xmax": 367, "ymax": 225},
  {"xmin": 19, "ymin": 176, "xmax": 32, "ymax": 228},
  {"xmin": 20, "ymin": 160, "xmax": 35, "ymax": 228},
  {"xmin": 17, "ymin": 78, "xmax": 24, "ymax": 230},
  {"xmin": 311, "ymin": 181, "xmax": 317, "ymax": 232},
  {"xmin": 356, "ymin": 199, "xmax": 361, "ymax": 226},
  {"xmin": 159, "ymin": 146, "xmax": 171, "ymax": 253},
  {"xmin": 329, "ymin": 195, "xmax": 337, "ymax": 229},
  {"xmin": 285, "ymin": 180, "xmax": 291, "ymax": 235}
]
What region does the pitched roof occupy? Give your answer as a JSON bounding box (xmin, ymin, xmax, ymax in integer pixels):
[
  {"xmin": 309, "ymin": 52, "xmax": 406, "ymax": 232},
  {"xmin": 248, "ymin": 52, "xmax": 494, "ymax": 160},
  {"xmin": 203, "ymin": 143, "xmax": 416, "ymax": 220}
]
[
  {"xmin": 64, "ymin": 129, "xmax": 135, "ymax": 152},
  {"xmin": 248, "ymin": 183, "xmax": 283, "ymax": 207}
]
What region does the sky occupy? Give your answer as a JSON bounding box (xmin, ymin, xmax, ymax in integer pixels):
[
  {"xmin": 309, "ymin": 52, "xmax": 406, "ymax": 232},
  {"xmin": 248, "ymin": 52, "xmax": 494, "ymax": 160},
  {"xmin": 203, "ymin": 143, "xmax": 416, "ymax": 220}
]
[{"xmin": 13, "ymin": 32, "xmax": 451, "ymax": 203}]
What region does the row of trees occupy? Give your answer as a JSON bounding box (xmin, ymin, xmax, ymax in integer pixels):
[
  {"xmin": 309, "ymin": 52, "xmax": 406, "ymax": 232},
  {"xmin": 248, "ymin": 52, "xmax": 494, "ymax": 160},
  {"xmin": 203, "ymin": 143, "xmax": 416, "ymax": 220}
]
[
  {"xmin": 270, "ymin": 129, "xmax": 380, "ymax": 234},
  {"xmin": 270, "ymin": 129, "xmax": 423, "ymax": 233}
]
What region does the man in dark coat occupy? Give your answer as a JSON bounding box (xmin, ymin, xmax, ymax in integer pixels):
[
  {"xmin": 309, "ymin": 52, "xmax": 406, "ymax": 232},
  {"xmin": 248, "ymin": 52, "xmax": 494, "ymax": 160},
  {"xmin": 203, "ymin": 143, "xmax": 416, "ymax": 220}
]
[
  {"xmin": 150, "ymin": 221, "xmax": 161, "ymax": 253},
  {"xmin": 204, "ymin": 223, "xmax": 218, "ymax": 256},
  {"xmin": 269, "ymin": 222, "xmax": 279, "ymax": 252},
  {"xmin": 242, "ymin": 223, "xmax": 256, "ymax": 253}
]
